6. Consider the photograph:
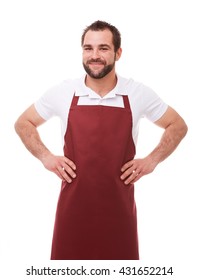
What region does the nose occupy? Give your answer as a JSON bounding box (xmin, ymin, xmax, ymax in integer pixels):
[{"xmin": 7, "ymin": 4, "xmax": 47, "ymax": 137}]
[{"xmin": 91, "ymin": 48, "xmax": 100, "ymax": 59}]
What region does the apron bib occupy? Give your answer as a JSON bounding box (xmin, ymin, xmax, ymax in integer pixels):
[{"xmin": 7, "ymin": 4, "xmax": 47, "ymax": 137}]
[{"xmin": 51, "ymin": 95, "xmax": 139, "ymax": 260}]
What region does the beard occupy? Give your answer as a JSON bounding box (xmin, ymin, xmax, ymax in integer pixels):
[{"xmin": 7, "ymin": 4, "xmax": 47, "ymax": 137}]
[{"xmin": 83, "ymin": 59, "xmax": 115, "ymax": 79}]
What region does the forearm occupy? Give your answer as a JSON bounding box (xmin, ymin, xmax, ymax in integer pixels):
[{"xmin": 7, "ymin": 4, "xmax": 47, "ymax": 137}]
[
  {"xmin": 147, "ymin": 118, "xmax": 188, "ymax": 166},
  {"xmin": 15, "ymin": 120, "xmax": 52, "ymax": 162}
]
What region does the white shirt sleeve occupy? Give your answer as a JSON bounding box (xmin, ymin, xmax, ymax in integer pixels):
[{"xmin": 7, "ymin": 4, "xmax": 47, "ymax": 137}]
[
  {"xmin": 34, "ymin": 80, "xmax": 74, "ymax": 121},
  {"xmin": 126, "ymin": 80, "xmax": 168, "ymax": 144},
  {"xmin": 140, "ymin": 83, "xmax": 168, "ymax": 122},
  {"xmin": 128, "ymin": 81, "xmax": 168, "ymax": 123},
  {"xmin": 34, "ymin": 86, "xmax": 57, "ymax": 120}
]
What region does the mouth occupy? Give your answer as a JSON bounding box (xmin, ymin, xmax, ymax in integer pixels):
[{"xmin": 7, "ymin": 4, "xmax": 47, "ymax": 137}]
[
  {"xmin": 87, "ymin": 59, "xmax": 105, "ymax": 66},
  {"xmin": 87, "ymin": 61, "xmax": 105, "ymax": 71},
  {"xmin": 89, "ymin": 62, "xmax": 104, "ymax": 65},
  {"xmin": 88, "ymin": 63, "xmax": 104, "ymax": 70}
]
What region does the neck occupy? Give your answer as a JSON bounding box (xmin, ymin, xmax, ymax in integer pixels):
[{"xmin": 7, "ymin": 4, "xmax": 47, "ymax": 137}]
[{"xmin": 85, "ymin": 72, "xmax": 117, "ymax": 97}]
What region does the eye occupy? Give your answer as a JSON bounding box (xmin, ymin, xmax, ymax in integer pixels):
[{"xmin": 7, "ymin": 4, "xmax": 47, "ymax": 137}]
[
  {"xmin": 83, "ymin": 47, "xmax": 92, "ymax": 51},
  {"xmin": 100, "ymin": 47, "xmax": 108, "ymax": 51}
]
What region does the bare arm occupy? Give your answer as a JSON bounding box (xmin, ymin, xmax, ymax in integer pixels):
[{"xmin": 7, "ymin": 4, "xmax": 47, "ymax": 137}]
[
  {"xmin": 121, "ymin": 106, "xmax": 188, "ymax": 184},
  {"xmin": 14, "ymin": 104, "xmax": 76, "ymax": 182}
]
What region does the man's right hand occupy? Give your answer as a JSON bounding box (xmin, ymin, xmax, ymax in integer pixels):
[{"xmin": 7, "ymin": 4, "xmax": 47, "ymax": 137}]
[{"xmin": 41, "ymin": 154, "xmax": 76, "ymax": 183}]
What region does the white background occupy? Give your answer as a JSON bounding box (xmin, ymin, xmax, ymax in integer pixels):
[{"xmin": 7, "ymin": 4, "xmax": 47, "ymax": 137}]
[{"xmin": 0, "ymin": 0, "xmax": 197, "ymax": 279}]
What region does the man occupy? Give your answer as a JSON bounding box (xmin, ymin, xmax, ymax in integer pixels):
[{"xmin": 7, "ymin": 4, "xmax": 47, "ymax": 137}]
[{"xmin": 15, "ymin": 20, "xmax": 188, "ymax": 260}]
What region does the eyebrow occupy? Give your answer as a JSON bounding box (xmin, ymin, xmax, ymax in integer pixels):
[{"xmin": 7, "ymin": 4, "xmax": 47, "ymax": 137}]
[{"xmin": 83, "ymin": 44, "xmax": 111, "ymax": 49}]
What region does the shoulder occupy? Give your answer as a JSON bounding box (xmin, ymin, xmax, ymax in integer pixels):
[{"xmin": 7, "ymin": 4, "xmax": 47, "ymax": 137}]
[
  {"xmin": 39, "ymin": 78, "xmax": 84, "ymax": 103},
  {"xmin": 44, "ymin": 78, "xmax": 78, "ymax": 96},
  {"xmin": 118, "ymin": 75, "xmax": 158, "ymax": 101}
]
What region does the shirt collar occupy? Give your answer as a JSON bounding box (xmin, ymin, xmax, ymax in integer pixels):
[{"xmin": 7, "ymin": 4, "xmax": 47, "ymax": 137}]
[{"xmin": 75, "ymin": 74, "xmax": 127, "ymax": 99}]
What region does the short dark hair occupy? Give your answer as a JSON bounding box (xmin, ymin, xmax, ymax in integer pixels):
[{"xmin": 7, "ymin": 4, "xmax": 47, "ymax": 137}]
[{"xmin": 81, "ymin": 20, "xmax": 121, "ymax": 52}]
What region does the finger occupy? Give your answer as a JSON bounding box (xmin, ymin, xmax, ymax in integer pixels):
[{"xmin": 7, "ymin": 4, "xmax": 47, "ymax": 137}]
[
  {"xmin": 124, "ymin": 170, "xmax": 141, "ymax": 185},
  {"xmin": 57, "ymin": 166, "xmax": 73, "ymax": 183},
  {"xmin": 62, "ymin": 163, "xmax": 76, "ymax": 179},
  {"xmin": 54, "ymin": 169, "xmax": 66, "ymax": 181},
  {"xmin": 120, "ymin": 166, "xmax": 135, "ymax": 180},
  {"xmin": 121, "ymin": 160, "xmax": 134, "ymax": 172},
  {"xmin": 132, "ymin": 173, "xmax": 141, "ymax": 183},
  {"xmin": 64, "ymin": 157, "xmax": 76, "ymax": 170}
]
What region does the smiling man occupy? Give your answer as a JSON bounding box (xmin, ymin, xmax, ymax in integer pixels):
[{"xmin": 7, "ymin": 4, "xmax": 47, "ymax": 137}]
[{"xmin": 15, "ymin": 20, "xmax": 187, "ymax": 260}]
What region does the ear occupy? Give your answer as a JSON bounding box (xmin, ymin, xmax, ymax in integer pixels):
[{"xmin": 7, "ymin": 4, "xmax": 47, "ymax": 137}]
[{"xmin": 115, "ymin": 48, "xmax": 122, "ymax": 61}]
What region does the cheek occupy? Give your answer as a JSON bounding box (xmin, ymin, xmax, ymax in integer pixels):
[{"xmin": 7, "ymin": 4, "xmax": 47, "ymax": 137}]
[
  {"xmin": 107, "ymin": 55, "xmax": 116, "ymax": 63},
  {"xmin": 82, "ymin": 53, "xmax": 90, "ymax": 62}
]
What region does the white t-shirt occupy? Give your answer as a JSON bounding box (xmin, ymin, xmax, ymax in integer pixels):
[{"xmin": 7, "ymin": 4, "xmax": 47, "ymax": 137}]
[{"xmin": 34, "ymin": 74, "xmax": 168, "ymax": 146}]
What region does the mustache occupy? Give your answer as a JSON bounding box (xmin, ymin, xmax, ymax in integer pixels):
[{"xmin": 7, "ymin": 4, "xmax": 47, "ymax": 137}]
[{"xmin": 87, "ymin": 58, "xmax": 105, "ymax": 64}]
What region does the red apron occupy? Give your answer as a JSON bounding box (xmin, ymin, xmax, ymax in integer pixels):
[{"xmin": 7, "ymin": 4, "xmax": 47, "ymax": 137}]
[{"xmin": 51, "ymin": 94, "xmax": 139, "ymax": 260}]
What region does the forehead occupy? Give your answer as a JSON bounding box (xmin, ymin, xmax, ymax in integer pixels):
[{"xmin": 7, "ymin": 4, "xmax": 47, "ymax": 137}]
[{"xmin": 83, "ymin": 29, "xmax": 113, "ymax": 46}]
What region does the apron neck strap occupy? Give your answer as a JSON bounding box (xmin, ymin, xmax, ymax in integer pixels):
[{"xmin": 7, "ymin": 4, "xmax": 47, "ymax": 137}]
[
  {"xmin": 123, "ymin": 95, "xmax": 131, "ymax": 109},
  {"xmin": 71, "ymin": 94, "xmax": 79, "ymax": 106}
]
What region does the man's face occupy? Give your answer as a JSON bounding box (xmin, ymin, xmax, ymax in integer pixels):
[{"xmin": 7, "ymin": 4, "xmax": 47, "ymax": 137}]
[{"xmin": 82, "ymin": 29, "xmax": 121, "ymax": 79}]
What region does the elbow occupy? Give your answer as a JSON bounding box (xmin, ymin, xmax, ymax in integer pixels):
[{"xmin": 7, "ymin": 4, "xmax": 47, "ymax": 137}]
[
  {"xmin": 180, "ymin": 119, "xmax": 188, "ymax": 140},
  {"xmin": 14, "ymin": 119, "xmax": 20, "ymax": 135},
  {"xmin": 182, "ymin": 118, "xmax": 188, "ymax": 136},
  {"xmin": 14, "ymin": 117, "xmax": 24, "ymax": 136}
]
